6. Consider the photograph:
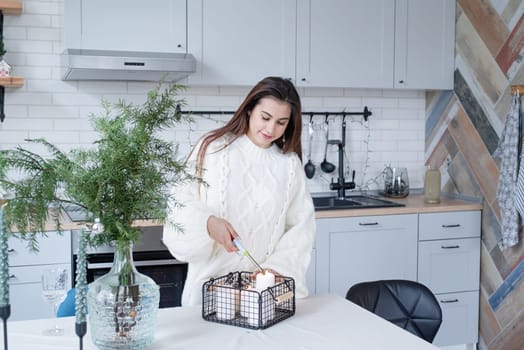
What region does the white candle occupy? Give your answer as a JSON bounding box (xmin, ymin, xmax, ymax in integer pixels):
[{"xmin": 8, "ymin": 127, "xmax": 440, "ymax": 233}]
[
  {"xmin": 251, "ymin": 271, "xmax": 276, "ymax": 326},
  {"xmin": 215, "ymin": 285, "xmax": 239, "ymax": 320},
  {"xmin": 261, "ymin": 290, "xmax": 275, "ymax": 325},
  {"xmin": 255, "ymin": 270, "xmax": 275, "ymax": 291},
  {"xmin": 240, "ymin": 287, "xmax": 259, "ymax": 326}
]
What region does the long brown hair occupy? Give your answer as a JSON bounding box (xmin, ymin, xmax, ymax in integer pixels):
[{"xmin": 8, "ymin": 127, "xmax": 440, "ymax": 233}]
[{"xmin": 195, "ymin": 77, "xmax": 303, "ymax": 172}]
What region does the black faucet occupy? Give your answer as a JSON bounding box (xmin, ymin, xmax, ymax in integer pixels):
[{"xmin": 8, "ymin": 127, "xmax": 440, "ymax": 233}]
[{"xmin": 328, "ymin": 118, "xmax": 355, "ymax": 199}]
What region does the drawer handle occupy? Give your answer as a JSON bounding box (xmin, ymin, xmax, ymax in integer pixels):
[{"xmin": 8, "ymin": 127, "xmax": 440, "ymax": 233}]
[
  {"xmin": 358, "ymin": 222, "xmax": 379, "ymax": 226},
  {"xmin": 440, "ymin": 298, "xmax": 459, "ymax": 303},
  {"xmin": 441, "ymin": 245, "xmax": 460, "ymax": 249},
  {"xmin": 442, "ymin": 224, "xmax": 461, "ymax": 228}
]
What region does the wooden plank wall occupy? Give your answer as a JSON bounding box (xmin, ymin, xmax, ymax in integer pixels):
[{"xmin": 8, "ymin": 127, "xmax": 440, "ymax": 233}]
[{"xmin": 426, "ymin": 1, "xmax": 524, "ymax": 349}]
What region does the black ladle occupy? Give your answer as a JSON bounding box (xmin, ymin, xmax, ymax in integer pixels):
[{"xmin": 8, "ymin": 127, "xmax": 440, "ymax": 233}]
[
  {"xmin": 320, "ymin": 118, "xmax": 336, "ymax": 173},
  {"xmin": 304, "ymin": 118, "xmax": 315, "ymax": 179}
]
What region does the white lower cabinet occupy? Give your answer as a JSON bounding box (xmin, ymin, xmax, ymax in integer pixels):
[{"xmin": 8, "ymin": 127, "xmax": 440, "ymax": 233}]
[
  {"xmin": 418, "ymin": 211, "xmax": 481, "ymax": 347},
  {"xmin": 314, "ymin": 209, "xmax": 481, "ymax": 347},
  {"xmin": 435, "ymin": 291, "xmax": 479, "ymax": 346},
  {"xmin": 315, "ymin": 214, "xmax": 418, "ymax": 296},
  {"xmin": 8, "ymin": 232, "xmax": 72, "ymax": 321}
]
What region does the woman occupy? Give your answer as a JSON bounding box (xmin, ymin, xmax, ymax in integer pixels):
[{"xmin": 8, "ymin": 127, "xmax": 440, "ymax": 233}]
[{"xmin": 163, "ymin": 76, "xmax": 316, "ymax": 306}]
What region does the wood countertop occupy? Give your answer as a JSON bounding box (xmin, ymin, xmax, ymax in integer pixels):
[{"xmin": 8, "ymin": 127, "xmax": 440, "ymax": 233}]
[
  {"xmin": 315, "ymin": 193, "xmax": 483, "ymax": 219},
  {"xmin": 26, "ymin": 194, "xmax": 482, "ymax": 231}
]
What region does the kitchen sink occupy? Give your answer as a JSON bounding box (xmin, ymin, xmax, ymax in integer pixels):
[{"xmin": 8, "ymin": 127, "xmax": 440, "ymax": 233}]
[{"xmin": 312, "ymin": 195, "xmax": 405, "ymax": 210}]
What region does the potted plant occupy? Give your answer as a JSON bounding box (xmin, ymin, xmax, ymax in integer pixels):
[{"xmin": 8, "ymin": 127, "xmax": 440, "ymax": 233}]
[{"xmin": 0, "ymin": 82, "xmax": 193, "ymax": 348}]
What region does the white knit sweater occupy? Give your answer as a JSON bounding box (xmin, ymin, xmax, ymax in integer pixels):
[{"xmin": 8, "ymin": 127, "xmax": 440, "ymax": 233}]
[{"xmin": 163, "ymin": 134, "xmax": 316, "ymax": 306}]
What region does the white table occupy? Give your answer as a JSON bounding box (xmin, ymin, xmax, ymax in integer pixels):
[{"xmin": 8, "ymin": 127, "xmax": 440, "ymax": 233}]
[{"xmin": 1, "ymin": 294, "xmax": 440, "ymax": 349}]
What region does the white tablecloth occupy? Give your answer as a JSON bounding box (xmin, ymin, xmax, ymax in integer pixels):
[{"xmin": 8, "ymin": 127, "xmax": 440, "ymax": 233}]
[{"xmin": 1, "ymin": 294, "xmax": 440, "ymax": 349}]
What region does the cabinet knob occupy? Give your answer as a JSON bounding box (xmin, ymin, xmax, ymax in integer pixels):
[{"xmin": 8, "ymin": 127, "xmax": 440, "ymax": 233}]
[
  {"xmin": 7, "ymin": 248, "xmax": 15, "ymax": 253},
  {"xmin": 398, "ymin": 80, "xmax": 404, "ymax": 84},
  {"xmin": 301, "ymin": 78, "xmax": 306, "ymax": 82},
  {"xmin": 8, "ymin": 274, "xmax": 16, "ymax": 279},
  {"xmin": 177, "ymin": 44, "xmax": 182, "ymax": 48}
]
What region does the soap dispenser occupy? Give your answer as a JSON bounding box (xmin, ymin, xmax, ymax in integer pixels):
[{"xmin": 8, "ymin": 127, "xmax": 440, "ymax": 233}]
[{"xmin": 424, "ymin": 167, "xmax": 441, "ymax": 204}]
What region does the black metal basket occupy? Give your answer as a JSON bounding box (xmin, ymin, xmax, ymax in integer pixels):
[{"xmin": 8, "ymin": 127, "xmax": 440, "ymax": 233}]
[{"xmin": 202, "ymin": 271, "xmax": 295, "ymax": 329}]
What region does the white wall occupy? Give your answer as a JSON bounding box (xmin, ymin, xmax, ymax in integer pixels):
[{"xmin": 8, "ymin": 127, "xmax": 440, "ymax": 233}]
[{"xmin": 0, "ymin": 0, "xmax": 426, "ymax": 194}]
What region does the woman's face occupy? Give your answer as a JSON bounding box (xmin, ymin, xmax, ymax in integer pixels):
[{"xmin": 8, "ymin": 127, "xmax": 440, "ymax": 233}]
[{"xmin": 247, "ymin": 96, "xmax": 291, "ymax": 148}]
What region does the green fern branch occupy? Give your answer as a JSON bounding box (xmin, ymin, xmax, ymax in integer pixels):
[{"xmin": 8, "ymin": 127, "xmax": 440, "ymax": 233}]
[{"xmin": 0, "ymin": 82, "xmax": 195, "ymax": 250}]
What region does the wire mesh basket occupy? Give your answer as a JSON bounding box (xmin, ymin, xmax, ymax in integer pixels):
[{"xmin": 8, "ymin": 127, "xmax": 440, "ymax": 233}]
[{"xmin": 202, "ymin": 271, "xmax": 295, "ymax": 329}]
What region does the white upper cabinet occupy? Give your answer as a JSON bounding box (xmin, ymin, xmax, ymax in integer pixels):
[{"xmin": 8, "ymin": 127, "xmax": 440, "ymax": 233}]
[
  {"xmin": 187, "ymin": 0, "xmax": 296, "ymax": 86},
  {"xmin": 394, "ymin": 0, "xmax": 456, "ymax": 89},
  {"xmin": 64, "ymin": 0, "xmax": 188, "ymax": 53},
  {"xmin": 296, "ymin": 0, "xmax": 395, "ymax": 88}
]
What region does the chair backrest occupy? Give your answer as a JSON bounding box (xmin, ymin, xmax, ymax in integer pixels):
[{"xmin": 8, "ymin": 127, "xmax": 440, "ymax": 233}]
[{"xmin": 346, "ymin": 279, "xmax": 442, "ymax": 343}]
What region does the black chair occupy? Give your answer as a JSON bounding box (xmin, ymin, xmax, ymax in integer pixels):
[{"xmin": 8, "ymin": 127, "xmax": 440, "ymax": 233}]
[{"xmin": 346, "ymin": 279, "xmax": 442, "ymax": 343}]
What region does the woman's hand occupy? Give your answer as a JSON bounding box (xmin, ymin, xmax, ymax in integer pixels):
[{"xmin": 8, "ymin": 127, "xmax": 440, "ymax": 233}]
[{"xmin": 207, "ymin": 215, "xmax": 238, "ymax": 252}]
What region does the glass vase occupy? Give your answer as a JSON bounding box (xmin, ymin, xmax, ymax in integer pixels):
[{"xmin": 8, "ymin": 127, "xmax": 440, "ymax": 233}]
[{"xmin": 87, "ymin": 241, "xmax": 160, "ymax": 350}]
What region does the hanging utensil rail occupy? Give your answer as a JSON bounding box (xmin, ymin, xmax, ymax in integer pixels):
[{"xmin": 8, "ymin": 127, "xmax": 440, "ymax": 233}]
[{"xmin": 180, "ymin": 106, "xmax": 372, "ymax": 121}]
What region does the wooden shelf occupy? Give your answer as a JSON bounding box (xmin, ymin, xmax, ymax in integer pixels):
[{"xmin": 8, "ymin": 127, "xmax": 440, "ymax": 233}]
[
  {"xmin": 0, "ymin": 76, "xmax": 23, "ymax": 87},
  {"xmin": 0, "ymin": 0, "xmax": 22, "ymax": 15}
]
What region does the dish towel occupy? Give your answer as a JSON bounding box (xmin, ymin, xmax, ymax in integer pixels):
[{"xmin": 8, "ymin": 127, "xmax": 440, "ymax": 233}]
[{"xmin": 494, "ymin": 92, "xmax": 521, "ymax": 249}]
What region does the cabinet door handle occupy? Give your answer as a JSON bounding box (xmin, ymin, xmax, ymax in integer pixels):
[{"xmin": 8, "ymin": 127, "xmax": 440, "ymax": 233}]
[
  {"xmin": 8, "ymin": 274, "xmax": 16, "ymax": 279},
  {"xmin": 441, "ymin": 245, "xmax": 460, "ymax": 249},
  {"xmin": 7, "ymin": 248, "xmax": 15, "ymax": 253},
  {"xmin": 358, "ymin": 222, "xmax": 379, "ymax": 226},
  {"xmin": 442, "ymin": 224, "xmax": 460, "ymax": 228},
  {"xmin": 440, "ymin": 298, "xmax": 459, "ymax": 303}
]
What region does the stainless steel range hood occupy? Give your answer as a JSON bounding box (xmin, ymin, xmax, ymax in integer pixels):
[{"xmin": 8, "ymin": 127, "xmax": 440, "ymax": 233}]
[{"xmin": 61, "ymin": 49, "xmax": 196, "ymax": 82}]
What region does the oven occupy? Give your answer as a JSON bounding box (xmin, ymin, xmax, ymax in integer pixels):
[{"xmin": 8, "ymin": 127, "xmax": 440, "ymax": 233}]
[{"xmin": 72, "ymin": 226, "xmax": 187, "ymax": 308}]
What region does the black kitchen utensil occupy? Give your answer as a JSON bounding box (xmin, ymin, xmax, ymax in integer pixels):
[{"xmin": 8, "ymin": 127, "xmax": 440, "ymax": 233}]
[
  {"xmin": 320, "ymin": 117, "xmax": 336, "ymax": 173},
  {"xmin": 304, "ymin": 117, "xmax": 315, "ymax": 179}
]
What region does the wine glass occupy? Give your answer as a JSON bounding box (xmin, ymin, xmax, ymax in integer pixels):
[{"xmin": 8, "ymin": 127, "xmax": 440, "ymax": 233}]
[{"xmin": 41, "ymin": 267, "xmax": 68, "ymax": 336}]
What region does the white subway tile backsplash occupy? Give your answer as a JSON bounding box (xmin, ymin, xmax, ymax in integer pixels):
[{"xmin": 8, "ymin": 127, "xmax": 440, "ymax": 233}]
[
  {"xmin": 382, "ymin": 89, "xmax": 423, "ymax": 98},
  {"xmin": 26, "ymin": 53, "xmax": 60, "ymax": 66},
  {"xmin": 194, "ymin": 95, "xmax": 241, "ymax": 108},
  {"xmin": 10, "ymin": 40, "xmax": 53, "ymax": 54},
  {"xmin": 11, "ymin": 66, "xmax": 53, "ymax": 79},
  {"xmin": 12, "ymin": 14, "xmax": 52, "ymax": 28},
  {"xmin": 322, "ymin": 96, "xmax": 363, "ymax": 108},
  {"xmin": 0, "ymin": 0, "xmax": 427, "ymax": 193},
  {"xmin": 27, "ymin": 80, "xmax": 78, "ymax": 93},
  {"xmin": 28, "ymin": 27, "xmax": 60, "ymax": 41},
  {"xmin": 4, "ymin": 105, "xmax": 28, "ymax": 118},
  {"xmin": 398, "ymin": 97, "xmax": 426, "ymax": 109},
  {"xmin": 25, "ymin": 1, "xmax": 61, "ymax": 15},
  {"xmin": 51, "ymin": 93, "xmax": 102, "ymax": 106},
  {"xmin": 302, "ymin": 87, "xmax": 343, "ymax": 97},
  {"xmin": 28, "ymin": 130, "xmax": 81, "ymax": 144},
  {"xmin": 343, "ymin": 88, "xmax": 383, "ymax": 97},
  {"xmin": 77, "ymin": 81, "xmax": 129, "ymax": 93},
  {"xmin": 29, "ymin": 105, "xmax": 78, "ymax": 118},
  {"xmin": 3, "ymin": 27, "xmax": 27, "ymax": 40},
  {"xmin": 0, "ymin": 131, "xmax": 30, "ymax": 146},
  {"xmin": 7, "ymin": 92, "xmax": 52, "ymax": 105},
  {"xmin": 362, "ymin": 97, "xmax": 399, "ymax": 108},
  {"xmin": 53, "ymin": 118, "xmax": 91, "ymax": 131}
]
